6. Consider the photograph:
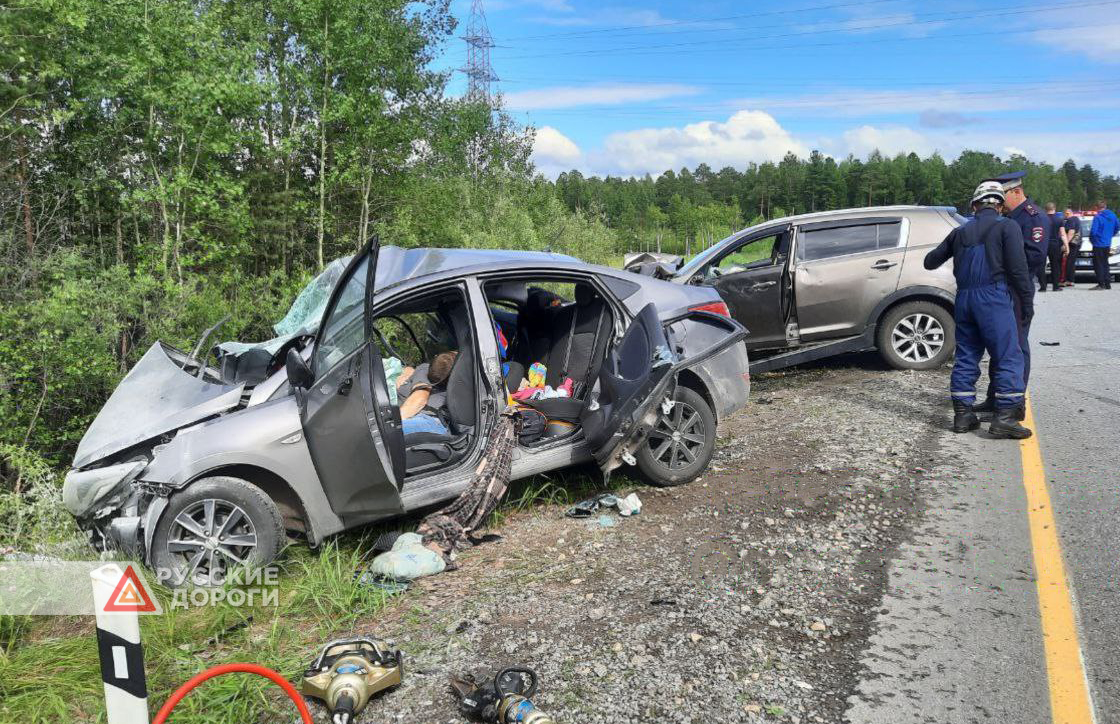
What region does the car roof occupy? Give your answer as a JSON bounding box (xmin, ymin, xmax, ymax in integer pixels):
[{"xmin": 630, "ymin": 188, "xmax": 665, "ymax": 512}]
[
  {"xmin": 759, "ymin": 205, "xmax": 957, "ymax": 227},
  {"xmin": 375, "ymin": 246, "xmax": 582, "ymax": 290}
]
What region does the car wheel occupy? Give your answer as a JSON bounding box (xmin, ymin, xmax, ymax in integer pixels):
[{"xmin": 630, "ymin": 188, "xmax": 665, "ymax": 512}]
[
  {"xmin": 150, "ymin": 476, "xmax": 285, "ymax": 587},
  {"xmin": 877, "ymin": 301, "xmax": 955, "ymax": 371},
  {"xmin": 636, "ymin": 385, "xmax": 717, "ymax": 487}
]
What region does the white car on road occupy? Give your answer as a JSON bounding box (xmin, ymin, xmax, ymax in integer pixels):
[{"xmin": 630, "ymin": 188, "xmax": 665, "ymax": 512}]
[{"xmin": 1071, "ymin": 215, "xmax": 1120, "ymax": 282}]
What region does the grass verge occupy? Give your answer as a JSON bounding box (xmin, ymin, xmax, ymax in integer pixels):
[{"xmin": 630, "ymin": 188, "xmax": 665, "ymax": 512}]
[{"xmin": 0, "ymin": 467, "xmax": 624, "ymax": 723}]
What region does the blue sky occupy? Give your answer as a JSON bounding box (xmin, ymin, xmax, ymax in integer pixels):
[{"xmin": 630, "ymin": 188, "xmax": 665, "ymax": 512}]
[{"xmin": 440, "ymin": 0, "xmax": 1120, "ymax": 177}]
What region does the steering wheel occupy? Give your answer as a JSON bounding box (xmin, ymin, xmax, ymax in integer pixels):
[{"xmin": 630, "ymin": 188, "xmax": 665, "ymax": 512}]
[{"xmin": 376, "ymin": 315, "xmax": 425, "ymax": 363}]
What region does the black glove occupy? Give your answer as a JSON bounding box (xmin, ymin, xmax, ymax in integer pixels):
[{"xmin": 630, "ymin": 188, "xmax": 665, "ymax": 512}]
[{"xmin": 1022, "ymin": 304, "xmax": 1035, "ymax": 325}]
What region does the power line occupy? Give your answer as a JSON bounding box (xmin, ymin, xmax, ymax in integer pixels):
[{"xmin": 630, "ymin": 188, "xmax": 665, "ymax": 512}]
[
  {"xmin": 496, "ymin": 1, "xmax": 1120, "ymax": 60},
  {"xmin": 499, "ymin": 77, "xmax": 1118, "ymax": 90},
  {"xmin": 511, "ymin": 83, "xmax": 1120, "ymax": 117},
  {"xmin": 461, "ymin": 0, "xmax": 498, "ymax": 105},
  {"xmin": 498, "ymin": 20, "xmax": 1120, "ymax": 63},
  {"xmin": 501, "ymin": 0, "xmax": 906, "ymax": 41}
]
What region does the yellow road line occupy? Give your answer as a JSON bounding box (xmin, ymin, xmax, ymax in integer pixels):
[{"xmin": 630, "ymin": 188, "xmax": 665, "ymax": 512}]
[{"xmin": 1020, "ymin": 398, "xmax": 1096, "ymax": 724}]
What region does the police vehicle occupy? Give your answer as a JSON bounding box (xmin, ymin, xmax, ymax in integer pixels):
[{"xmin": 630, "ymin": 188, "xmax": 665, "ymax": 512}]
[{"xmin": 1072, "ymin": 212, "xmax": 1120, "ymax": 281}]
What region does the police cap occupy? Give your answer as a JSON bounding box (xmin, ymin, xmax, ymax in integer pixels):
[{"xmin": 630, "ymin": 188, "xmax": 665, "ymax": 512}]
[{"xmin": 985, "ymin": 171, "xmax": 1027, "ymax": 192}]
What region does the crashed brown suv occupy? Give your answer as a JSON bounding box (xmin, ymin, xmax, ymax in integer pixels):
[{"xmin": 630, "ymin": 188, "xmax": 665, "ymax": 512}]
[{"xmin": 654, "ymin": 206, "xmax": 962, "ymax": 372}]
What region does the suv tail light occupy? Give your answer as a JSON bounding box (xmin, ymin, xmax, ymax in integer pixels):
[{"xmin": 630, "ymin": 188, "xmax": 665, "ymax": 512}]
[{"xmin": 690, "ymin": 301, "xmax": 731, "ymax": 318}]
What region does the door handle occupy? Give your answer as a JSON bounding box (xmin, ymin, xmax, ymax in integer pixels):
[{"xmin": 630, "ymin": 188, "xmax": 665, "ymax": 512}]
[
  {"xmin": 337, "ymin": 377, "xmax": 353, "ymax": 396},
  {"xmin": 750, "ymin": 281, "xmax": 777, "ymax": 291},
  {"xmin": 871, "ymin": 260, "xmax": 898, "ymax": 270}
]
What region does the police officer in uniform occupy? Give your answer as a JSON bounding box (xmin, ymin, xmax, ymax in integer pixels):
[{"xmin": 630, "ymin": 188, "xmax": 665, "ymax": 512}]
[
  {"xmin": 1042, "ymin": 202, "xmax": 1064, "ymax": 292},
  {"xmin": 1062, "ymin": 208, "xmax": 1081, "ymax": 286},
  {"xmin": 974, "ymin": 171, "xmax": 1046, "ymax": 419},
  {"xmin": 924, "ymin": 181, "xmax": 1033, "ymax": 439}
]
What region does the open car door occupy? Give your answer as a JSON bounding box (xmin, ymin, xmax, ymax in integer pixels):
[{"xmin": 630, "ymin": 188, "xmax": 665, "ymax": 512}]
[
  {"xmin": 580, "ymin": 303, "xmax": 748, "ymax": 477},
  {"xmin": 580, "ymin": 303, "xmax": 676, "ymax": 476},
  {"xmin": 298, "ymin": 240, "xmax": 406, "ymax": 522}
]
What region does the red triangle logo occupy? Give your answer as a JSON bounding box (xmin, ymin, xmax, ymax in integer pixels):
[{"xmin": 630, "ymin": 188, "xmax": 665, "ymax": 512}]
[{"xmin": 104, "ymin": 565, "xmax": 158, "ymax": 613}]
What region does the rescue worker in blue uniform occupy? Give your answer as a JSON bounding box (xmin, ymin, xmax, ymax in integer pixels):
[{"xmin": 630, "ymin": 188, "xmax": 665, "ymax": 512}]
[
  {"xmin": 924, "ymin": 181, "xmax": 1033, "ymax": 439},
  {"xmin": 973, "ymin": 171, "xmax": 1045, "ymax": 420}
]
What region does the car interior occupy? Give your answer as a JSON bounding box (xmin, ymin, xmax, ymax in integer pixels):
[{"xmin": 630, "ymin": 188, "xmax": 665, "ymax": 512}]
[
  {"xmin": 372, "ymin": 287, "xmax": 480, "ymax": 475},
  {"xmin": 484, "ymin": 278, "xmax": 615, "ymax": 447},
  {"xmin": 701, "ymin": 230, "xmax": 790, "ymax": 280}
]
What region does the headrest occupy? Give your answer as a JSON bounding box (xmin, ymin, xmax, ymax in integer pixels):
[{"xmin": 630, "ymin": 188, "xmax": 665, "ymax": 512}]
[
  {"xmin": 489, "ymin": 281, "xmax": 527, "ymax": 307},
  {"xmin": 527, "ymin": 287, "xmax": 562, "ymax": 313},
  {"xmin": 575, "ymin": 284, "xmax": 597, "ymax": 307}
]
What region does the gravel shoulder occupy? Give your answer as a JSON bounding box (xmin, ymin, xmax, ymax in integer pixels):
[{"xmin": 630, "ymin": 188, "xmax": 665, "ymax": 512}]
[{"xmin": 350, "ymin": 358, "xmax": 950, "ymax": 724}]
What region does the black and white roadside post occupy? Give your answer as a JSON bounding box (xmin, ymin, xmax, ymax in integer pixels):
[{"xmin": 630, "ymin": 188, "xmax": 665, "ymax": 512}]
[{"xmin": 91, "ymin": 563, "xmax": 150, "ymax": 724}]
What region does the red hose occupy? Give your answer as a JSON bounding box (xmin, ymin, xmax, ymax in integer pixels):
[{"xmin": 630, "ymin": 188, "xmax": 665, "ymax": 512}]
[{"xmin": 151, "ymin": 663, "xmax": 313, "ymax": 724}]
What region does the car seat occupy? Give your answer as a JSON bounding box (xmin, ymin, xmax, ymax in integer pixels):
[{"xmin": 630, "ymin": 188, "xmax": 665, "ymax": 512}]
[
  {"xmin": 520, "ymin": 284, "xmax": 612, "ymax": 424},
  {"xmin": 402, "ymin": 335, "xmax": 477, "ymax": 473}
]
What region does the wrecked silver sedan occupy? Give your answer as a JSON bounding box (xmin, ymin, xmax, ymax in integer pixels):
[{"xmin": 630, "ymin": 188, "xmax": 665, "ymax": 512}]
[{"xmin": 64, "ymin": 242, "xmax": 751, "ymax": 584}]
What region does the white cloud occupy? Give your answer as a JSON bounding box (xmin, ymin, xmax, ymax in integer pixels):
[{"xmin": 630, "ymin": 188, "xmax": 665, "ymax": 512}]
[
  {"xmin": 525, "ymin": 7, "xmax": 685, "ymax": 28},
  {"xmin": 489, "ymin": 0, "xmax": 574, "ymax": 12},
  {"xmin": 727, "ymin": 85, "xmax": 1120, "ymax": 125},
  {"xmin": 835, "ymin": 125, "xmax": 937, "ymax": 158},
  {"xmin": 532, "ymin": 110, "xmax": 1120, "ymax": 179},
  {"xmin": 798, "ymin": 11, "xmax": 947, "ymax": 39},
  {"xmin": 531, "ymin": 126, "xmax": 583, "ymax": 177},
  {"xmin": 1035, "ymin": 25, "xmax": 1120, "ymax": 62},
  {"xmin": 590, "ymin": 110, "xmax": 809, "ymax": 176},
  {"xmin": 504, "ymin": 83, "xmax": 700, "ymax": 110},
  {"xmin": 731, "ymin": 87, "xmax": 1069, "ymax": 118},
  {"xmin": 822, "ymin": 124, "xmax": 1120, "ymax": 174},
  {"xmin": 533, "ymin": 126, "xmax": 581, "ymax": 161}
]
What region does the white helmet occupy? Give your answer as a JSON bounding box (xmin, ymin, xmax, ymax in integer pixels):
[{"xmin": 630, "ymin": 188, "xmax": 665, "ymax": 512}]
[{"xmin": 971, "ymin": 181, "xmax": 1005, "ymax": 206}]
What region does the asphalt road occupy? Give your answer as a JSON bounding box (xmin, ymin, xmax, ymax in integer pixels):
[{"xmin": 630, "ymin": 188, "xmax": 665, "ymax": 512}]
[{"xmin": 848, "ymin": 285, "xmax": 1118, "ymax": 724}]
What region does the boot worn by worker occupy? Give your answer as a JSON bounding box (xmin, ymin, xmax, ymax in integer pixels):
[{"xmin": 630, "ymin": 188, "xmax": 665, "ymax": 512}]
[
  {"xmin": 973, "ymin": 397, "xmax": 995, "ymax": 417},
  {"xmin": 1014, "ymin": 404, "xmax": 1026, "ymax": 422},
  {"xmin": 952, "ymin": 400, "xmax": 980, "ymax": 434},
  {"xmin": 990, "ymin": 408, "xmax": 1032, "ymax": 439}
]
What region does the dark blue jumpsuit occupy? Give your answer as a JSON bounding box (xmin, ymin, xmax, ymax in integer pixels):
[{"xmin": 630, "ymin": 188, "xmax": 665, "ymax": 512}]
[
  {"xmin": 1003, "ymin": 199, "xmax": 1047, "ymax": 386},
  {"xmin": 925, "ymin": 208, "xmax": 1033, "ymax": 409}
]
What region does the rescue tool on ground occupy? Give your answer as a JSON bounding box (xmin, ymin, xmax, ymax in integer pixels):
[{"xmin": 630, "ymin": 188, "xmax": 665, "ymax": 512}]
[
  {"xmin": 300, "ymin": 637, "xmax": 405, "ymax": 724},
  {"xmin": 451, "ymin": 666, "xmax": 555, "ymax": 724}
]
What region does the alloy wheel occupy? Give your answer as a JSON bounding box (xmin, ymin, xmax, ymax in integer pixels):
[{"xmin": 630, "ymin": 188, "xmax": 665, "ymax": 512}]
[
  {"xmin": 166, "ymin": 498, "xmax": 258, "ymax": 586},
  {"xmin": 647, "ymin": 399, "xmax": 707, "ymax": 471},
  {"xmin": 891, "ymin": 312, "xmax": 945, "ymax": 363}
]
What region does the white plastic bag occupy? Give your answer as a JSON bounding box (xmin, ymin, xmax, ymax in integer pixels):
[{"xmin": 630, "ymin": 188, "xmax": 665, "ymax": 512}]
[{"xmin": 367, "ymin": 532, "xmax": 446, "ymax": 581}]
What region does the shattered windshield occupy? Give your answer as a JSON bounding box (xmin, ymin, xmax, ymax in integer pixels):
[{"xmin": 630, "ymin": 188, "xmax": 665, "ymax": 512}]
[
  {"xmin": 273, "ymin": 256, "xmax": 354, "ymax": 337},
  {"xmin": 216, "ymin": 255, "xmax": 354, "ymax": 358}
]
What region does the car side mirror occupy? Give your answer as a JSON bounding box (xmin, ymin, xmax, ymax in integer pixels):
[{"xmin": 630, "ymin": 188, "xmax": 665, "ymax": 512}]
[{"xmin": 286, "ymin": 348, "xmax": 313, "ymax": 389}]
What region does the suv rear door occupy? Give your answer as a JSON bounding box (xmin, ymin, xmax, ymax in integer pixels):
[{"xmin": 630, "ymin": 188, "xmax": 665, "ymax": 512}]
[
  {"xmin": 299, "ymin": 241, "xmax": 406, "ymax": 522},
  {"xmin": 792, "ymin": 217, "xmax": 907, "ymax": 341},
  {"xmin": 692, "ymin": 226, "xmax": 793, "ymax": 350}
]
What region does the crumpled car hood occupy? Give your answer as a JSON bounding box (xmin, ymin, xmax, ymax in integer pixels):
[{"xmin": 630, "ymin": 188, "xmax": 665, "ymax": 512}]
[{"xmin": 73, "ymin": 343, "xmax": 244, "ymax": 469}]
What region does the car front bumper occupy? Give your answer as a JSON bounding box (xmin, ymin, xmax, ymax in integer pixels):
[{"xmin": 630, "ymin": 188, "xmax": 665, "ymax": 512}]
[{"xmin": 1073, "ymin": 250, "xmax": 1120, "ymax": 275}]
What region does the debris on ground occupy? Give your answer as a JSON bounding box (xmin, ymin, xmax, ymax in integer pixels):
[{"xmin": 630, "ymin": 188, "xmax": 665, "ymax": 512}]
[{"xmin": 353, "ymin": 363, "xmax": 948, "ymax": 723}]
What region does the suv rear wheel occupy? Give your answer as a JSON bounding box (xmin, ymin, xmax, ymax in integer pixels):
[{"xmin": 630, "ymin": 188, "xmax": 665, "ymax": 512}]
[{"xmin": 877, "ymin": 301, "xmax": 955, "ymax": 370}]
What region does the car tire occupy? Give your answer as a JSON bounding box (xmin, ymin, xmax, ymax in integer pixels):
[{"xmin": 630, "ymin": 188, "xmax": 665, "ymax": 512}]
[
  {"xmin": 877, "ymin": 301, "xmax": 955, "ymax": 371},
  {"xmin": 150, "ymin": 476, "xmax": 286, "ymax": 587},
  {"xmin": 636, "ymin": 385, "xmax": 717, "ymax": 487}
]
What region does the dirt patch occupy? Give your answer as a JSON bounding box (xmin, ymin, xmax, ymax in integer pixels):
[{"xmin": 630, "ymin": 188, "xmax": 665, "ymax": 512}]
[{"xmin": 345, "ymin": 362, "xmax": 949, "ymax": 724}]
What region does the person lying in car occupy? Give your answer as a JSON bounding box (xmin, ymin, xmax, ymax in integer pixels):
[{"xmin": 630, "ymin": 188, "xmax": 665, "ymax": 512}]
[{"xmin": 396, "ymin": 351, "xmax": 457, "ymax": 435}]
